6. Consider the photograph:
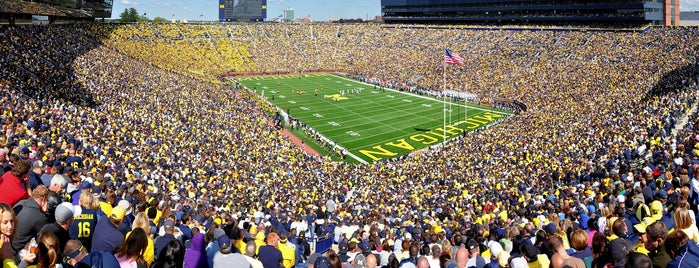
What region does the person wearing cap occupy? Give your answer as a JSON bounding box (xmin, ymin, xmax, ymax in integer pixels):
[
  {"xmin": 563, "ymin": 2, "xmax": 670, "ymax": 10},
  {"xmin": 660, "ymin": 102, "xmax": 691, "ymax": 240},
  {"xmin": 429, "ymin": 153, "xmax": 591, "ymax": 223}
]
[
  {"xmin": 27, "ymin": 160, "xmax": 44, "ymax": 190},
  {"xmin": 464, "ymin": 238, "xmax": 488, "ymax": 268},
  {"xmin": 632, "ymin": 217, "xmax": 655, "ymax": 255},
  {"xmin": 258, "ymin": 232, "xmax": 283, "ymax": 268},
  {"xmin": 91, "ymin": 205, "xmax": 126, "ymax": 253},
  {"xmin": 39, "ymin": 202, "xmax": 74, "ymax": 253},
  {"xmin": 71, "ymin": 180, "xmax": 92, "ymax": 207},
  {"xmin": 644, "ymin": 221, "xmax": 670, "ymax": 268},
  {"xmin": 206, "ymin": 227, "xmax": 226, "ymax": 268},
  {"xmin": 154, "ymin": 219, "xmax": 178, "ymax": 258},
  {"xmin": 0, "ymin": 160, "xmax": 32, "ymax": 207},
  {"xmin": 117, "ymin": 200, "xmax": 135, "ymax": 235},
  {"xmin": 11, "ymin": 184, "xmax": 49, "ymax": 252},
  {"xmin": 212, "ymin": 234, "xmax": 250, "ymax": 267}
]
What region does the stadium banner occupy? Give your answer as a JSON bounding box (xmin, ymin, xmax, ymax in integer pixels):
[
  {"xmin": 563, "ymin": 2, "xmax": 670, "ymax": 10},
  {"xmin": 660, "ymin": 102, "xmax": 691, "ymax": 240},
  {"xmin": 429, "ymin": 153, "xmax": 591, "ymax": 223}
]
[
  {"xmin": 218, "ymin": 0, "xmax": 225, "ymax": 21},
  {"xmin": 261, "ymin": 0, "xmax": 267, "ymax": 20}
]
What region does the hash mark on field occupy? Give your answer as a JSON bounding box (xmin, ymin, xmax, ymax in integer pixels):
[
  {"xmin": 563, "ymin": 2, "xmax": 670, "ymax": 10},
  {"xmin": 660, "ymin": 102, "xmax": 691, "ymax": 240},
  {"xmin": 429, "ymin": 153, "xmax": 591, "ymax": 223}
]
[
  {"xmin": 328, "ymin": 121, "xmax": 341, "ymax": 126},
  {"xmin": 371, "ymin": 91, "xmax": 379, "ymax": 94},
  {"xmin": 345, "ymin": 84, "xmax": 352, "ymax": 86},
  {"xmin": 422, "ymin": 104, "xmax": 432, "ymax": 108},
  {"xmin": 335, "ymin": 81, "xmax": 342, "ymax": 83},
  {"xmin": 288, "ymin": 100, "xmax": 296, "ymax": 104},
  {"xmin": 403, "ymin": 99, "xmax": 412, "ymax": 103},
  {"xmin": 262, "ymin": 86, "xmax": 268, "ymax": 89},
  {"xmin": 299, "ymin": 107, "xmax": 310, "ymax": 111},
  {"xmin": 256, "ymin": 83, "xmax": 261, "ymax": 85},
  {"xmin": 270, "ymin": 90, "xmax": 277, "ymax": 94},
  {"xmin": 346, "ymin": 131, "xmax": 360, "ymax": 137},
  {"xmin": 386, "ymin": 95, "xmax": 395, "ymax": 98},
  {"xmin": 278, "ymin": 95, "xmax": 286, "ymax": 99},
  {"xmin": 313, "ymin": 113, "xmax": 324, "ymax": 118}
]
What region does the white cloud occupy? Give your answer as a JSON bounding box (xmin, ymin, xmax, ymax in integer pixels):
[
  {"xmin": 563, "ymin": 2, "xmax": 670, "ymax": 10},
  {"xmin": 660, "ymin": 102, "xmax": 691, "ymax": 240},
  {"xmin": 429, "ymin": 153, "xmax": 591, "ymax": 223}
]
[
  {"xmin": 682, "ymin": 0, "xmax": 699, "ymax": 11},
  {"xmin": 121, "ymin": 0, "xmax": 140, "ymax": 6}
]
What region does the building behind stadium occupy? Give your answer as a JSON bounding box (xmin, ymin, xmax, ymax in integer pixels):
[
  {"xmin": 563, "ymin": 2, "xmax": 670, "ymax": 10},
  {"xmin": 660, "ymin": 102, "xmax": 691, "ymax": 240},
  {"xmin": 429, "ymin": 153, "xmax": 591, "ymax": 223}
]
[{"xmin": 381, "ymin": 0, "xmax": 681, "ymax": 26}]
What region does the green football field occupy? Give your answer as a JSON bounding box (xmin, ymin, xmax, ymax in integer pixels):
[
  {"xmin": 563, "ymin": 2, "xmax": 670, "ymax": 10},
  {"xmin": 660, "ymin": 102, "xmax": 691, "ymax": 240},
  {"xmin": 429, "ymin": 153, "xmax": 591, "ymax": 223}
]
[{"xmin": 236, "ymin": 73, "xmax": 512, "ymax": 163}]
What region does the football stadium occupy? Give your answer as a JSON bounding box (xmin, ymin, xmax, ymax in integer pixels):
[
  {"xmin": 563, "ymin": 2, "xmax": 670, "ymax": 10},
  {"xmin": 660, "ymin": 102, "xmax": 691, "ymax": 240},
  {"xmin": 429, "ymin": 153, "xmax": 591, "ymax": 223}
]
[{"xmin": 0, "ymin": 0, "xmax": 699, "ymax": 267}]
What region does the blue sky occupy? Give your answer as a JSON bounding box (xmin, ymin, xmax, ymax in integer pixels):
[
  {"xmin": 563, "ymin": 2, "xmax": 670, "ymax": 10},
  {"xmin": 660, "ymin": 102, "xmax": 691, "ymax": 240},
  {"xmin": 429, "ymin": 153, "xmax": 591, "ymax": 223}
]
[
  {"xmin": 111, "ymin": 0, "xmax": 382, "ymax": 21},
  {"xmin": 111, "ymin": 0, "xmax": 699, "ymax": 21}
]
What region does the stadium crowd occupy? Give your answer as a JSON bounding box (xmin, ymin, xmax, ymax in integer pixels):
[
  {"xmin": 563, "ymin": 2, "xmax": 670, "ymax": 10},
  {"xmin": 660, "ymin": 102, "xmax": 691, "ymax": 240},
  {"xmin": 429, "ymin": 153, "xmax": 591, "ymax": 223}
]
[{"xmin": 0, "ymin": 22, "xmax": 698, "ymax": 268}]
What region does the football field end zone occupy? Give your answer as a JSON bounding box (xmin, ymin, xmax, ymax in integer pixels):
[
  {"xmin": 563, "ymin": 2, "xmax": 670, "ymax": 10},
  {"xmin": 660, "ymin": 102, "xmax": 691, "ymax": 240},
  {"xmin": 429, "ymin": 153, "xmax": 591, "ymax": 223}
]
[
  {"xmin": 235, "ymin": 74, "xmax": 513, "ymax": 163},
  {"xmin": 231, "ymin": 75, "xmax": 371, "ymax": 164}
]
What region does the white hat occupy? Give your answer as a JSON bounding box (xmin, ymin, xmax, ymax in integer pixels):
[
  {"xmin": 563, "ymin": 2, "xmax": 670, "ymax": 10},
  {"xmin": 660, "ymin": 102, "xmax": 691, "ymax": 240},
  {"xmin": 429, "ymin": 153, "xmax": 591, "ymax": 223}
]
[{"xmin": 117, "ymin": 199, "xmax": 133, "ymax": 215}]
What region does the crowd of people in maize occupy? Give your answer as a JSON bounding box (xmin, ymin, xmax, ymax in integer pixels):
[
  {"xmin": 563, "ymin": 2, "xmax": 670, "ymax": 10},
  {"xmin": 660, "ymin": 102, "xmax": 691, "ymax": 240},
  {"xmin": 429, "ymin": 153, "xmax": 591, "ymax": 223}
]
[{"xmin": 0, "ymin": 22, "xmax": 698, "ymax": 268}]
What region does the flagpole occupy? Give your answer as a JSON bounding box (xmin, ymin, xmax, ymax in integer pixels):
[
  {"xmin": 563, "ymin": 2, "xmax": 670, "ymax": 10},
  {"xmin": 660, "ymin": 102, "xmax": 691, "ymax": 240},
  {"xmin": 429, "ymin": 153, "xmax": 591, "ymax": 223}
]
[{"xmin": 443, "ymin": 49, "xmax": 446, "ymax": 141}]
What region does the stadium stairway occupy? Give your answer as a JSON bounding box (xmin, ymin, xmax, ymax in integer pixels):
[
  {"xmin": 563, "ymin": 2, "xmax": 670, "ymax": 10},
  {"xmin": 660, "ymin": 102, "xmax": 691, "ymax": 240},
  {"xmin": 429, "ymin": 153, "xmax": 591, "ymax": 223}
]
[{"xmin": 671, "ymin": 76, "xmax": 699, "ymax": 138}]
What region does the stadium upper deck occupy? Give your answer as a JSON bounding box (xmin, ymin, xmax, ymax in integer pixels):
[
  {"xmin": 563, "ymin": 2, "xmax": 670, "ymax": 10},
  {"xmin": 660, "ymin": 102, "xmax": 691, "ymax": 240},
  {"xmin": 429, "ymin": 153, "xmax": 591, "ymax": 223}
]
[{"xmin": 381, "ymin": 0, "xmax": 679, "ymax": 26}]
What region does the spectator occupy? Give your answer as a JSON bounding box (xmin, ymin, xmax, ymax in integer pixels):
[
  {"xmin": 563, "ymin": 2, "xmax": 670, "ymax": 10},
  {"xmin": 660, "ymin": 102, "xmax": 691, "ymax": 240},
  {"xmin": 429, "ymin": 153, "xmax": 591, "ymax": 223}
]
[
  {"xmin": 607, "ymin": 218, "xmax": 632, "ymax": 268},
  {"xmin": 245, "ymin": 241, "xmax": 264, "ymax": 268},
  {"xmin": 69, "ymin": 191, "xmax": 99, "ymax": 253},
  {"xmin": 259, "ymin": 232, "xmax": 283, "ymax": 268},
  {"xmin": 664, "ymin": 230, "xmax": 699, "ymax": 268},
  {"xmin": 91, "ymin": 205, "xmax": 125, "ymax": 253},
  {"xmin": 45, "ymin": 174, "xmax": 67, "ymax": 224},
  {"xmin": 151, "ymin": 239, "xmax": 185, "ymax": 268},
  {"xmin": 0, "ymin": 160, "xmax": 31, "ymax": 207},
  {"xmin": 673, "ymin": 207, "xmax": 699, "ymax": 243},
  {"xmin": 549, "ymin": 235, "xmax": 585, "ymax": 268},
  {"xmin": 126, "ymin": 213, "xmax": 155, "ymax": 266},
  {"xmin": 12, "ymin": 184, "xmax": 49, "ymax": 252},
  {"xmin": 213, "ymin": 234, "xmax": 250, "ymax": 267},
  {"xmin": 206, "ymin": 227, "xmax": 224, "ymax": 268},
  {"xmin": 39, "ymin": 202, "xmax": 74, "ymax": 253},
  {"xmin": 63, "ymin": 239, "xmax": 90, "ymax": 267},
  {"xmin": 624, "ymin": 252, "xmax": 652, "ymax": 268},
  {"xmin": 645, "ymin": 221, "xmax": 670, "ymax": 268},
  {"xmin": 278, "ymin": 233, "xmax": 295, "ymax": 268},
  {"xmin": 154, "ymin": 219, "xmax": 178, "ymax": 259},
  {"xmin": 183, "ymin": 232, "xmax": 207, "ymax": 268},
  {"xmin": 27, "ymin": 160, "xmax": 43, "ymax": 190},
  {"xmin": 0, "ymin": 203, "xmax": 17, "ymax": 264},
  {"xmin": 114, "ymin": 227, "xmax": 149, "ymax": 268},
  {"xmin": 34, "ymin": 231, "xmax": 61, "ymax": 268}
]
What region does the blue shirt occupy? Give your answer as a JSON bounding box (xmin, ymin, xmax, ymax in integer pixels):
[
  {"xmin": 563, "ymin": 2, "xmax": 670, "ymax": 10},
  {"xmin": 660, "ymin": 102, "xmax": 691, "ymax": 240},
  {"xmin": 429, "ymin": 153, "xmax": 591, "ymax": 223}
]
[
  {"xmin": 91, "ymin": 216, "xmax": 124, "ymax": 253},
  {"xmin": 258, "ymin": 245, "xmax": 283, "ymax": 268},
  {"xmin": 154, "ymin": 233, "xmax": 177, "ymax": 258},
  {"xmin": 70, "ymin": 208, "xmax": 98, "ymax": 251}
]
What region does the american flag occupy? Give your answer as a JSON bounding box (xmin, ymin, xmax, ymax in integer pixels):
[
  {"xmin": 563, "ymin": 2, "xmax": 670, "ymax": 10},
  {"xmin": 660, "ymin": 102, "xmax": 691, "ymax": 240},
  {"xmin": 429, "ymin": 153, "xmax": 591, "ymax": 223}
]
[{"xmin": 445, "ymin": 49, "xmax": 464, "ymax": 66}]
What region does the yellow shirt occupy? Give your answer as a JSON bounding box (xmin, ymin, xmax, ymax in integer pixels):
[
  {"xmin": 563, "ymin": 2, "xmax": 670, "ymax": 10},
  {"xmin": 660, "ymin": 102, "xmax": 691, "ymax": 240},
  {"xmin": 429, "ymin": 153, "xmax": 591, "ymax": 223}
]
[
  {"xmin": 279, "ymin": 243, "xmax": 296, "ymax": 268},
  {"xmin": 235, "ymin": 239, "xmax": 246, "ymax": 255}
]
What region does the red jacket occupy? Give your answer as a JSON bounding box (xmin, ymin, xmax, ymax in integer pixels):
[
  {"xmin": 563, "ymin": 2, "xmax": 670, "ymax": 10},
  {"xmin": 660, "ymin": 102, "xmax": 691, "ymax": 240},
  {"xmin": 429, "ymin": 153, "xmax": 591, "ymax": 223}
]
[{"xmin": 0, "ymin": 171, "xmax": 29, "ymax": 206}]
